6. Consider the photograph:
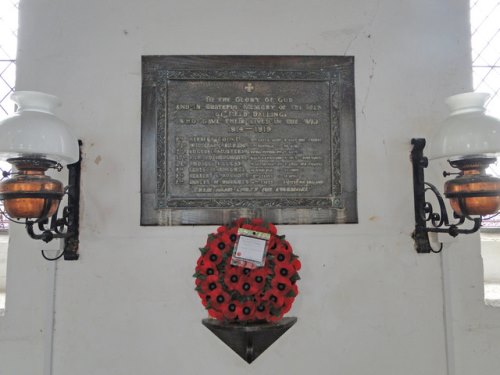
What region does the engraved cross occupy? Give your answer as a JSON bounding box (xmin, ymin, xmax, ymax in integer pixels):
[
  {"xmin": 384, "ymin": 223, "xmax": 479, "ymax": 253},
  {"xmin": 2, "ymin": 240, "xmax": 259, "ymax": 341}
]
[{"xmin": 244, "ymin": 83, "xmax": 254, "ymax": 93}]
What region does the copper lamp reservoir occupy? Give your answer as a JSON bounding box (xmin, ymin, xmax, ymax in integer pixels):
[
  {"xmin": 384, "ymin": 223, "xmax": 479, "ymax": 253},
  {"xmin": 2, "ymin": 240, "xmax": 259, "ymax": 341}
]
[
  {"xmin": 0, "ymin": 158, "xmax": 64, "ymax": 219},
  {"xmin": 444, "ymin": 158, "xmax": 500, "ymax": 217}
]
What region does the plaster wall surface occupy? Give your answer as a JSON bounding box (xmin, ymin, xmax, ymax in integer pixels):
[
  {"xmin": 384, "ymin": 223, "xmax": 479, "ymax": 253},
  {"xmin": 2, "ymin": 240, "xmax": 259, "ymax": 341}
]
[
  {"xmin": 0, "ymin": 234, "xmax": 8, "ymax": 293},
  {"xmin": 1, "ymin": 0, "xmax": 499, "ymax": 374}
]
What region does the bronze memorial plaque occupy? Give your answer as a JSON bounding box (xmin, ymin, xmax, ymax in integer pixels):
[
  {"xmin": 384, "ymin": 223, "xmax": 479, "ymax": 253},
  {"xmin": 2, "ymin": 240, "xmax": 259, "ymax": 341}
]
[{"xmin": 141, "ymin": 56, "xmax": 357, "ymax": 225}]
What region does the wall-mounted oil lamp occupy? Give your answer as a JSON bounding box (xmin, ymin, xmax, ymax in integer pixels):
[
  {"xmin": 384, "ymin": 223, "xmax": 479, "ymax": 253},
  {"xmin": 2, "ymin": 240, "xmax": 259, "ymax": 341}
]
[
  {"xmin": 412, "ymin": 92, "xmax": 500, "ymax": 253},
  {"xmin": 0, "ymin": 91, "xmax": 81, "ymax": 260}
]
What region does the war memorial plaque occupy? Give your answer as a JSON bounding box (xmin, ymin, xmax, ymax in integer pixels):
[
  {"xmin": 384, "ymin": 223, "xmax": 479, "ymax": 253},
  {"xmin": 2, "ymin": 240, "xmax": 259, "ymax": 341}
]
[{"xmin": 141, "ymin": 56, "xmax": 357, "ymax": 225}]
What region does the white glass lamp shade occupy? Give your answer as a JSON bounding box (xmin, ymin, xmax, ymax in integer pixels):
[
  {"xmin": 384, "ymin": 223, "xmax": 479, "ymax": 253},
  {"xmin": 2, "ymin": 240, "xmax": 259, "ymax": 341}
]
[
  {"xmin": 0, "ymin": 91, "xmax": 79, "ymax": 164},
  {"xmin": 428, "ymin": 92, "xmax": 500, "ymax": 161}
]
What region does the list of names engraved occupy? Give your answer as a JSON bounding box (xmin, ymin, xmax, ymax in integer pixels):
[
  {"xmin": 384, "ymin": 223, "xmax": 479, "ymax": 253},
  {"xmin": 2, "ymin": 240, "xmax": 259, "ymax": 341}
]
[{"xmin": 166, "ymin": 80, "xmax": 332, "ymax": 199}]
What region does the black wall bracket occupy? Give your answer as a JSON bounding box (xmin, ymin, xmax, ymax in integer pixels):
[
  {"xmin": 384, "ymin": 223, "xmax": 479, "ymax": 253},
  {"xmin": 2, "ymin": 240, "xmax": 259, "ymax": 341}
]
[
  {"xmin": 411, "ymin": 138, "xmax": 481, "ymax": 253},
  {"xmin": 202, "ymin": 317, "xmax": 297, "ymax": 364},
  {"xmin": 25, "ymin": 140, "xmax": 82, "ymax": 260}
]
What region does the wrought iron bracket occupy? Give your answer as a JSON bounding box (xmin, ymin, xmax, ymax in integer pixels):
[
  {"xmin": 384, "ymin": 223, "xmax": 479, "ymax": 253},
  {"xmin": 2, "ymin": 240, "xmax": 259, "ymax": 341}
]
[
  {"xmin": 25, "ymin": 140, "xmax": 82, "ymax": 260},
  {"xmin": 411, "ymin": 138, "xmax": 481, "ymax": 253}
]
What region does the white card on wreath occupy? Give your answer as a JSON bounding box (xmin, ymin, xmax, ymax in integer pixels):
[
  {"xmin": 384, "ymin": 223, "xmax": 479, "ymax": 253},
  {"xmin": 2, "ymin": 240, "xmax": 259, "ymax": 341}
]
[{"xmin": 231, "ymin": 228, "xmax": 271, "ymax": 269}]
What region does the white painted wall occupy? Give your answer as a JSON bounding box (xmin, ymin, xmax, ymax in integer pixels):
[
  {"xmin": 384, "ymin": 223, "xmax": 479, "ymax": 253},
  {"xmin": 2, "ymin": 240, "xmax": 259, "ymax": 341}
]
[
  {"xmin": 0, "ymin": 234, "xmax": 8, "ymax": 293},
  {"xmin": 0, "ymin": 234, "xmax": 7, "ymax": 313},
  {"xmin": 1, "ymin": 0, "xmax": 500, "ymax": 374}
]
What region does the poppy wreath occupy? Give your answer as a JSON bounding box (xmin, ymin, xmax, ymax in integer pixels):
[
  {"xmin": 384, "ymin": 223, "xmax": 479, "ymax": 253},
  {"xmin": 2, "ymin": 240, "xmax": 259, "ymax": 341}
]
[{"xmin": 194, "ymin": 218, "xmax": 300, "ymax": 323}]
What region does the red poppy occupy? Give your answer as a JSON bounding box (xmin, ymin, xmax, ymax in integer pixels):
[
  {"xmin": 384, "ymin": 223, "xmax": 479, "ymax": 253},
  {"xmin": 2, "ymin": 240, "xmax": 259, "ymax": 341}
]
[
  {"xmin": 216, "ymin": 232, "xmax": 233, "ymax": 254},
  {"xmin": 241, "ymin": 267, "xmax": 252, "ymax": 276},
  {"xmin": 292, "ymin": 258, "xmax": 301, "ymax": 271},
  {"xmin": 198, "ymin": 275, "xmax": 222, "ymax": 295},
  {"xmin": 223, "ymin": 266, "xmax": 243, "ymax": 289},
  {"xmin": 271, "ymin": 275, "xmax": 293, "ymax": 296},
  {"xmin": 217, "ymin": 225, "xmax": 227, "ymax": 234},
  {"xmin": 282, "ymin": 297, "xmax": 294, "ymax": 314},
  {"xmin": 268, "ymin": 222, "xmax": 277, "ymax": 235},
  {"xmin": 207, "ymin": 237, "xmax": 228, "ymax": 254},
  {"xmin": 270, "ymin": 248, "xmax": 292, "ymax": 265},
  {"xmin": 208, "ymin": 308, "xmax": 224, "ymax": 320},
  {"xmin": 274, "ymin": 262, "xmax": 296, "ymax": 279},
  {"xmin": 279, "ymin": 239, "xmax": 293, "ymax": 252},
  {"xmin": 226, "ymin": 226, "xmax": 239, "ymax": 243},
  {"xmin": 221, "ymin": 301, "xmax": 239, "ymax": 320},
  {"xmin": 251, "ymin": 218, "xmax": 264, "ymax": 226},
  {"xmin": 199, "ymin": 291, "xmax": 211, "ymax": 307},
  {"xmin": 234, "ymin": 218, "xmax": 248, "ymax": 227},
  {"xmin": 262, "ymin": 289, "xmax": 285, "ymax": 308},
  {"xmin": 197, "ymin": 256, "xmax": 205, "ymax": 267},
  {"xmin": 267, "ymin": 310, "xmax": 283, "ymax": 323},
  {"xmin": 195, "ymin": 261, "xmax": 219, "ymax": 278},
  {"xmin": 204, "ymin": 246, "xmax": 224, "ymax": 265},
  {"xmin": 249, "ymin": 267, "xmax": 270, "ymax": 287},
  {"xmin": 281, "ymin": 239, "xmax": 293, "ymax": 251},
  {"xmin": 237, "ymin": 277, "xmax": 261, "ymax": 296},
  {"xmin": 236, "ymin": 301, "xmax": 256, "ymax": 321},
  {"xmin": 267, "ymin": 236, "xmax": 279, "ymax": 252},
  {"xmin": 254, "ymin": 298, "xmax": 271, "ymax": 321},
  {"xmin": 208, "ymin": 290, "xmax": 231, "ymax": 309},
  {"xmin": 272, "ymin": 241, "xmax": 290, "ymax": 252}
]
